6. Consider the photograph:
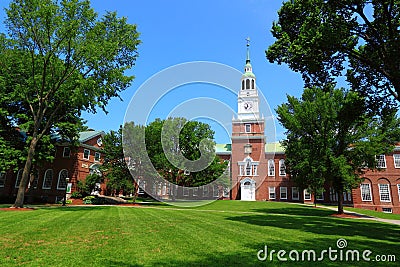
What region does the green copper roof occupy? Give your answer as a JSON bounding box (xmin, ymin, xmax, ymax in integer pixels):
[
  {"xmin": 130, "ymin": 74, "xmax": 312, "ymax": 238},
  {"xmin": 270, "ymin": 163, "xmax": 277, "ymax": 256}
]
[
  {"xmin": 265, "ymin": 142, "xmax": 285, "ymax": 153},
  {"xmin": 79, "ymin": 130, "xmax": 105, "ymax": 143},
  {"xmin": 215, "ymin": 143, "xmax": 232, "ymax": 154},
  {"xmin": 242, "ymin": 72, "xmax": 255, "ymax": 78}
]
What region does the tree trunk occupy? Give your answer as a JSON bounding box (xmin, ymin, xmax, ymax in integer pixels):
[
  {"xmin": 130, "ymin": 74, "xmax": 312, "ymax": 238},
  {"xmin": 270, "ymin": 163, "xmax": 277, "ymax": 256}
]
[
  {"xmin": 337, "ymin": 189, "xmax": 344, "ymax": 215},
  {"xmin": 12, "ymin": 137, "xmax": 38, "ymax": 208}
]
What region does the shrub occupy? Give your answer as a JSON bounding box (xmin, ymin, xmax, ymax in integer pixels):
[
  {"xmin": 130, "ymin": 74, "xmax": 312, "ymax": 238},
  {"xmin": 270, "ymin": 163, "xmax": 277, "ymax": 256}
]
[{"xmin": 70, "ymin": 191, "xmax": 83, "ymax": 199}]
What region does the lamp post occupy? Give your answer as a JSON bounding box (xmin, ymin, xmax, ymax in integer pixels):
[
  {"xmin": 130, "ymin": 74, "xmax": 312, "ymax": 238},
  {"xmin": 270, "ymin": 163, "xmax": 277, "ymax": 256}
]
[{"xmin": 62, "ymin": 177, "xmax": 70, "ymax": 206}]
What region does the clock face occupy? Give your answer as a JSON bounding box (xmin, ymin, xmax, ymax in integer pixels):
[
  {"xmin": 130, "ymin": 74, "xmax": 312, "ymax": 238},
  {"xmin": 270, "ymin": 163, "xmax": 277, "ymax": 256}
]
[{"xmin": 243, "ymin": 102, "xmax": 253, "ymax": 110}]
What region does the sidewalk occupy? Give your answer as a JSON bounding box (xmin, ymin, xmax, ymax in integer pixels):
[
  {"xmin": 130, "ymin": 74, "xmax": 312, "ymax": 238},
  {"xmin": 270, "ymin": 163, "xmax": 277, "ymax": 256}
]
[{"xmin": 318, "ymin": 205, "xmax": 400, "ymax": 226}]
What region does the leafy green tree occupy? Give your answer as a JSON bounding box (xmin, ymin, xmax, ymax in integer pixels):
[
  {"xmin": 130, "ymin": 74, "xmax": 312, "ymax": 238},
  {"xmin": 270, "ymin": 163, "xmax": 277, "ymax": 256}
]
[
  {"xmin": 277, "ymin": 86, "xmax": 400, "ymax": 214},
  {"xmin": 1, "ymin": 0, "xmax": 140, "ymax": 207},
  {"xmin": 101, "ymin": 127, "xmax": 135, "ymax": 197},
  {"xmin": 76, "ymin": 173, "xmax": 101, "ymax": 196},
  {"xmin": 145, "ymin": 118, "xmax": 228, "ymax": 188},
  {"xmin": 267, "ymin": 0, "xmax": 400, "ymax": 106}
]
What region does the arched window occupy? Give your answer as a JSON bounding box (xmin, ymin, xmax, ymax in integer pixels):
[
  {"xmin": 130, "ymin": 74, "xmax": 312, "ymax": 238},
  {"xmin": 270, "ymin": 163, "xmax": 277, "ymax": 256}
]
[
  {"xmin": 42, "ymin": 169, "xmax": 53, "ymax": 189},
  {"xmin": 246, "ymin": 79, "xmax": 250, "ymax": 89},
  {"xmin": 268, "ymin": 160, "xmax": 275, "ymax": 177},
  {"xmin": 57, "ymin": 169, "xmax": 68, "ymax": 190},
  {"xmin": 29, "ymin": 169, "xmax": 39, "ymax": 189},
  {"xmin": 245, "ymin": 158, "xmax": 252, "ymax": 176},
  {"xmin": 242, "ymin": 80, "xmax": 245, "ymax": 90},
  {"xmin": 279, "ymin": 159, "xmax": 286, "ymax": 176},
  {"xmin": 251, "ymin": 79, "xmax": 255, "ymax": 89},
  {"xmin": 15, "ymin": 169, "xmax": 23, "ymax": 188}
]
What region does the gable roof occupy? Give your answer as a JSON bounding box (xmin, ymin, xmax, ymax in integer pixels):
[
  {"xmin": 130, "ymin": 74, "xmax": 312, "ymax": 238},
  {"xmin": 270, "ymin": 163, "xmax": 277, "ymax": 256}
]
[{"xmin": 79, "ymin": 130, "xmax": 105, "ymax": 143}]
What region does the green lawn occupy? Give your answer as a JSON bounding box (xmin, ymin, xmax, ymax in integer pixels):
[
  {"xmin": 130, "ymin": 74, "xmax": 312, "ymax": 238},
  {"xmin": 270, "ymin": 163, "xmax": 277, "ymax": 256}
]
[{"xmin": 0, "ymin": 201, "xmax": 399, "ymax": 266}]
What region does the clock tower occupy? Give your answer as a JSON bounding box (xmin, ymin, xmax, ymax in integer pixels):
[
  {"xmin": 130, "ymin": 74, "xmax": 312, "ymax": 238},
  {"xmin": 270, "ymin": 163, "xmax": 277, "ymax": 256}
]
[{"xmin": 231, "ymin": 38, "xmax": 266, "ymax": 200}]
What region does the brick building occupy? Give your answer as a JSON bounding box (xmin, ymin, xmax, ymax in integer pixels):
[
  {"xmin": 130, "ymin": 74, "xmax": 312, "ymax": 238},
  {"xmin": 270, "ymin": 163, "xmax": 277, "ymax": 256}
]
[
  {"xmin": 0, "ymin": 131, "xmax": 104, "ymax": 203},
  {"xmin": 214, "ymin": 44, "xmax": 400, "ymax": 214}
]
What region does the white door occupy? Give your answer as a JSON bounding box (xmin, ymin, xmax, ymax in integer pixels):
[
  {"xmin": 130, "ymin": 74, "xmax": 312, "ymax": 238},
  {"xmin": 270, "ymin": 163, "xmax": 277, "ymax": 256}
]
[{"xmin": 241, "ymin": 180, "xmax": 255, "ymax": 201}]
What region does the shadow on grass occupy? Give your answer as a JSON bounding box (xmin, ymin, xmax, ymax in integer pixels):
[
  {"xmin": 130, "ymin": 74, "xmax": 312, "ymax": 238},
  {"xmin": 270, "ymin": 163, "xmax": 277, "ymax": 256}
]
[
  {"xmin": 103, "ymin": 238, "xmax": 398, "ymax": 267},
  {"xmin": 226, "ymin": 206, "xmax": 400, "ymax": 242},
  {"xmin": 251, "ymin": 206, "xmax": 336, "ymax": 217}
]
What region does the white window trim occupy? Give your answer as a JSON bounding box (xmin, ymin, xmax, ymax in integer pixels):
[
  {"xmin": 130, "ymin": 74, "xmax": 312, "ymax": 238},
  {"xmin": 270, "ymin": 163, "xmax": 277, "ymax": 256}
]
[
  {"xmin": 304, "ymin": 189, "xmax": 311, "ymax": 200},
  {"xmin": 63, "ymin": 147, "xmax": 71, "ymax": 158},
  {"xmin": 245, "ymin": 124, "xmax": 251, "ymax": 133},
  {"xmin": 83, "ymin": 149, "xmax": 90, "ymax": 160},
  {"xmin": 279, "ymin": 159, "xmax": 286, "ymax": 176},
  {"xmin": 397, "ymin": 184, "xmax": 400, "ymax": 202},
  {"xmin": 213, "ymin": 185, "xmax": 219, "ymax": 197},
  {"xmin": 280, "ymin": 187, "xmax": 287, "ymax": 200},
  {"xmin": 203, "ymin": 186, "xmax": 209, "ymax": 197},
  {"xmin": 376, "ymin": 155, "xmax": 387, "ymax": 168},
  {"xmin": 292, "ymin": 187, "xmax": 299, "ymax": 200},
  {"xmin": 316, "ymin": 192, "xmax": 324, "ymax": 201},
  {"xmin": 183, "ymin": 187, "xmax": 189, "ymax": 196},
  {"xmin": 360, "ymin": 184, "xmax": 372, "ymax": 201},
  {"xmin": 393, "ymin": 154, "xmax": 400, "ymax": 168},
  {"xmin": 378, "ymin": 184, "xmax": 391, "ymax": 202},
  {"xmin": 42, "ymin": 169, "xmax": 53, "ymax": 190},
  {"xmin": 269, "ymin": 186, "xmax": 276, "ymax": 200},
  {"xmin": 14, "ymin": 169, "xmax": 23, "ymax": 188},
  {"xmin": 94, "ymin": 152, "xmax": 101, "ymax": 162},
  {"xmin": 268, "ymin": 159, "xmax": 275, "ymax": 177},
  {"xmin": 57, "ymin": 169, "xmax": 68, "ymax": 190}
]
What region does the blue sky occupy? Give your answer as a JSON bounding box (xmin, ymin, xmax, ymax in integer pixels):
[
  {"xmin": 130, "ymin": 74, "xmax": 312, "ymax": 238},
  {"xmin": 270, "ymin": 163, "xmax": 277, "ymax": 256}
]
[{"xmin": 0, "ymin": 0, "xmax": 304, "ymax": 143}]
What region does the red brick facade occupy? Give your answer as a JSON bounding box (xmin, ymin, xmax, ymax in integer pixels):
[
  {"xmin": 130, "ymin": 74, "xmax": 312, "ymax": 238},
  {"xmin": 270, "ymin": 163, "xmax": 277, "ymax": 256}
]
[{"xmin": 0, "ymin": 131, "xmax": 104, "ymax": 203}]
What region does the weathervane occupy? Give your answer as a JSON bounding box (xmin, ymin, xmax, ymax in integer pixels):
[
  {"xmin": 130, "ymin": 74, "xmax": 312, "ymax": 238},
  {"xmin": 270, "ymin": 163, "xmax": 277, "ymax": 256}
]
[{"xmin": 246, "ymin": 37, "xmax": 250, "ymax": 47}]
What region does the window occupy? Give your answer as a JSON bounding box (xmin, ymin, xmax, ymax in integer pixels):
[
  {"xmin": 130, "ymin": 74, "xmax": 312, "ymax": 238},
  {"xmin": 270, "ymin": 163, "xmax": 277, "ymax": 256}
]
[
  {"xmin": 376, "ymin": 155, "xmax": 386, "ymax": 168},
  {"xmin": 378, "ymin": 184, "xmax": 391, "ymax": 202},
  {"xmin": 83, "ymin": 149, "xmax": 90, "ymax": 160},
  {"xmin": 280, "ymin": 187, "xmax": 287, "ymax": 200},
  {"xmin": 304, "ymin": 189, "xmax": 311, "ymax": 200},
  {"xmin": 251, "ymin": 79, "xmax": 255, "ymax": 89},
  {"xmin": 269, "ymin": 187, "xmax": 276, "ymax": 200},
  {"xmin": 292, "ymin": 187, "xmax": 299, "ymax": 200},
  {"xmin": 193, "ymin": 188, "xmax": 198, "ymax": 196},
  {"xmin": 183, "ymin": 187, "xmax": 189, "ymax": 196},
  {"xmin": 279, "ymin": 159, "xmax": 286, "ymax": 176},
  {"xmin": 245, "ymin": 159, "xmax": 252, "ymax": 176},
  {"xmin": 213, "ymin": 185, "xmax": 219, "ymax": 197},
  {"xmin": 398, "ymin": 184, "xmax": 400, "ymax": 201},
  {"xmin": 203, "ymin": 186, "xmax": 209, "ymax": 197},
  {"xmin": 42, "ymin": 169, "xmax": 53, "ymax": 189},
  {"xmin": 63, "ymin": 147, "xmax": 71, "ymax": 158},
  {"xmin": 329, "ymin": 187, "xmax": 338, "ymax": 202},
  {"xmin": 268, "ymin": 159, "xmax": 275, "ymax": 176},
  {"xmin": 316, "ymin": 192, "xmax": 324, "ymax": 201},
  {"xmin": 245, "ymin": 124, "xmax": 251, "ymax": 133},
  {"xmin": 360, "ymin": 184, "xmax": 372, "ymax": 201},
  {"xmin": 94, "ymin": 152, "xmax": 101, "ymax": 162},
  {"xmin": 14, "ymin": 169, "xmax": 23, "ymax": 188},
  {"xmin": 393, "ymin": 154, "xmax": 400, "ymax": 168},
  {"xmin": 29, "ymin": 170, "xmax": 39, "ymax": 189},
  {"xmin": 246, "ymin": 79, "xmax": 250, "ymax": 89},
  {"xmin": 0, "ymin": 173, "xmax": 6, "ymax": 187},
  {"xmin": 57, "ymin": 169, "xmax": 68, "ymax": 190},
  {"xmin": 382, "ymin": 207, "xmax": 392, "ymax": 213},
  {"xmin": 161, "ymin": 183, "xmax": 166, "ymax": 195},
  {"xmin": 242, "ymin": 80, "xmax": 244, "ymax": 90}
]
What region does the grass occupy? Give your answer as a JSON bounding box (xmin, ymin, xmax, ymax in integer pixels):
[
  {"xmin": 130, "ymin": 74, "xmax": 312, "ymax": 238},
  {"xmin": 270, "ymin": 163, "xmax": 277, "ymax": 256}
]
[
  {"xmin": 0, "ymin": 201, "xmax": 399, "ymax": 266},
  {"xmin": 343, "ymin": 207, "xmax": 400, "ymax": 220}
]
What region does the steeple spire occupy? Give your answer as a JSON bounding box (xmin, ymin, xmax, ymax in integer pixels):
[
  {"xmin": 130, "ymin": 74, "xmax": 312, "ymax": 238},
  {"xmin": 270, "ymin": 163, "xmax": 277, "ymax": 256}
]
[{"xmin": 245, "ymin": 37, "xmax": 250, "ymax": 64}]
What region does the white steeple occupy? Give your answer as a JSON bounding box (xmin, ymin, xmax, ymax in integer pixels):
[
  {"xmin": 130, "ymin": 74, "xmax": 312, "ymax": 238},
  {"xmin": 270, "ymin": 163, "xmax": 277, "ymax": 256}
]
[{"xmin": 237, "ymin": 37, "xmax": 260, "ymax": 120}]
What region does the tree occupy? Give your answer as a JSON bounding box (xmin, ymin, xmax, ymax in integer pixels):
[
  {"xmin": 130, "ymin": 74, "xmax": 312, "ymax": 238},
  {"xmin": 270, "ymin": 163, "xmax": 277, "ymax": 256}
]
[
  {"xmin": 1, "ymin": 0, "xmax": 140, "ymax": 207},
  {"xmin": 101, "ymin": 127, "xmax": 136, "ymax": 197},
  {"xmin": 277, "ymin": 86, "xmax": 400, "ymax": 214},
  {"xmin": 145, "ymin": 118, "xmax": 228, "ymax": 188},
  {"xmin": 266, "ymin": 0, "xmax": 400, "ymax": 106}
]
